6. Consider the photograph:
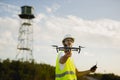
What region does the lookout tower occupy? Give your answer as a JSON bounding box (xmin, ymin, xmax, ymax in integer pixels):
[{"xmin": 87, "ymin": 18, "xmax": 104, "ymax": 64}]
[{"xmin": 16, "ymin": 6, "xmax": 35, "ymax": 61}]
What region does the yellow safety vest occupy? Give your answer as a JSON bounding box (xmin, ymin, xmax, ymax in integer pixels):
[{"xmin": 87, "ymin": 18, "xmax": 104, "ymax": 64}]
[{"xmin": 55, "ymin": 52, "xmax": 77, "ymax": 80}]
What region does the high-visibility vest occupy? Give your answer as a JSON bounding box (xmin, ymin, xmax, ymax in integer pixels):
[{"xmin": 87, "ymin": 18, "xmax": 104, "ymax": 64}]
[{"xmin": 55, "ymin": 52, "xmax": 77, "ymax": 80}]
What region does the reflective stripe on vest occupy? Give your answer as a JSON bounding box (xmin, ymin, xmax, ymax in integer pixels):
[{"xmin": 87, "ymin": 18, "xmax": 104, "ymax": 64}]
[{"xmin": 56, "ymin": 71, "xmax": 75, "ymax": 78}]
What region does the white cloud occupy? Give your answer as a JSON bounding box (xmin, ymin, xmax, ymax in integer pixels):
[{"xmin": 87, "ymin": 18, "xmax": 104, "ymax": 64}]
[
  {"xmin": 0, "ymin": 2, "xmax": 19, "ymax": 17},
  {"xmin": 1, "ymin": 13, "xmax": 120, "ymax": 55},
  {"xmin": 67, "ymin": 15, "xmax": 120, "ymax": 37},
  {"xmin": 0, "ymin": 17, "xmax": 19, "ymax": 33},
  {"xmin": 45, "ymin": 3, "xmax": 61, "ymax": 13},
  {"xmin": 0, "ymin": 16, "xmax": 19, "ymax": 59},
  {"xmin": 0, "ymin": 12, "xmax": 120, "ymax": 75},
  {"xmin": 0, "ymin": 12, "xmax": 120, "ymax": 74},
  {"xmin": 82, "ymin": 52, "xmax": 94, "ymax": 57},
  {"xmin": 34, "ymin": 13, "xmax": 46, "ymax": 23},
  {"xmin": 34, "ymin": 13, "xmax": 120, "ymax": 49},
  {"xmin": 46, "ymin": 7, "xmax": 52, "ymax": 13}
]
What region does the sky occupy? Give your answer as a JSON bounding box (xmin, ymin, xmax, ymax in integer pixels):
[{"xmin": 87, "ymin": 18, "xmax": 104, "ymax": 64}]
[{"xmin": 0, "ymin": 0, "xmax": 120, "ymax": 75}]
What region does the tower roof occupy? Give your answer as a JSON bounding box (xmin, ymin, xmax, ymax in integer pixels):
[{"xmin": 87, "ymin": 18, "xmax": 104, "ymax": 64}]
[{"xmin": 19, "ymin": 5, "xmax": 35, "ymax": 19}]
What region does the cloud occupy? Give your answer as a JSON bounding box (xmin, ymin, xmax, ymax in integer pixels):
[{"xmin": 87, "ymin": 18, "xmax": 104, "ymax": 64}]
[
  {"xmin": 0, "ymin": 16, "xmax": 19, "ymax": 59},
  {"xmin": 34, "ymin": 13, "xmax": 46, "ymax": 23},
  {"xmin": 0, "ymin": 2, "xmax": 19, "ymax": 17},
  {"xmin": 33, "ymin": 14, "xmax": 120, "ymax": 54},
  {"xmin": 67, "ymin": 15, "xmax": 120, "ymax": 37},
  {"xmin": 35, "ymin": 14, "xmax": 120, "ymax": 38},
  {"xmin": 1, "ymin": 12, "xmax": 120, "ymax": 75},
  {"xmin": 0, "ymin": 11, "xmax": 120, "ymax": 66},
  {"xmin": 46, "ymin": 7, "xmax": 52, "ymax": 13},
  {"xmin": 0, "ymin": 17, "xmax": 19, "ymax": 33},
  {"xmin": 45, "ymin": 3, "xmax": 61, "ymax": 13},
  {"xmin": 82, "ymin": 52, "xmax": 94, "ymax": 57}
]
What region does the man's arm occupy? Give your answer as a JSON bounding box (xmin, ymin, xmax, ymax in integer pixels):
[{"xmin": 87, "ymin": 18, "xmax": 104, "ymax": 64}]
[
  {"xmin": 59, "ymin": 51, "xmax": 72, "ymax": 64},
  {"xmin": 76, "ymin": 69, "xmax": 91, "ymax": 77},
  {"xmin": 76, "ymin": 65, "xmax": 97, "ymax": 77}
]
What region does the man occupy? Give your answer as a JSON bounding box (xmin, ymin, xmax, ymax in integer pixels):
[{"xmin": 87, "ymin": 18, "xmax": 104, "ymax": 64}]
[{"xmin": 55, "ymin": 34, "xmax": 97, "ymax": 80}]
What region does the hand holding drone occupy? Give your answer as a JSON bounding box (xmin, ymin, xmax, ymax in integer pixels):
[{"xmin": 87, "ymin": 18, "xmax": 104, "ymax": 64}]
[
  {"xmin": 52, "ymin": 45, "xmax": 84, "ymax": 53},
  {"xmin": 90, "ymin": 64, "xmax": 97, "ymax": 72}
]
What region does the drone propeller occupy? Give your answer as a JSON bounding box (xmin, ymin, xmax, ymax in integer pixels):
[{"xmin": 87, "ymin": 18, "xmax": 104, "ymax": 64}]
[
  {"xmin": 52, "ymin": 45, "xmax": 58, "ymax": 47},
  {"xmin": 52, "ymin": 45, "xmax": 59, "ymax": 53}
]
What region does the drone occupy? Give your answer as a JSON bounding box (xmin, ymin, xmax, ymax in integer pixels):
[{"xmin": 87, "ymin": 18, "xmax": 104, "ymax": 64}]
[{"xmin": 52, "ymin": 45, "xmax": 84, "ymax": 54}]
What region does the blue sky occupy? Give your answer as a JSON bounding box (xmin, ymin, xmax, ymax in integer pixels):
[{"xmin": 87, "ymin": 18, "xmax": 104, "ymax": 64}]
[
  {"xmin": 1, "ymin": 0, "xmax": 120, "ymax": 20},
  {"xmin": 0, "ymin": 0, "xmax": 120, "ymax": 76}
]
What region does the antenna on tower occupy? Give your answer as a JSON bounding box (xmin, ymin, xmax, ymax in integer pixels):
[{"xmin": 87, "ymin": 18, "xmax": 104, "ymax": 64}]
[{"xmin": 16, "ymin": 5, "xmax": 35, "ymax": 61}]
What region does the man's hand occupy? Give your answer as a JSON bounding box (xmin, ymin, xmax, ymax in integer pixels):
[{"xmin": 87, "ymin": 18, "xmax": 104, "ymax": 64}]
[
  {"xmin": 64, "ymin": 49, "xmax": 72, "ymax": 57},
  {"xmin": 90, "ymin": 64, "xmax": 97, "ymax": 72}
]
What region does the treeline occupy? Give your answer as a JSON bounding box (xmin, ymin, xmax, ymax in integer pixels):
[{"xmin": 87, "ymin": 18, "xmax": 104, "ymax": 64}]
[
  {"xmin": 0, "ymin": 59, "xmax": 120, "ymax": 80},
  {"xmin": 89, "ymin": 73, "xmax": 120, "ymax": 80},
  {"xmin": 0, "ymin": 59, "xmax": 55, "ymax": 80}
]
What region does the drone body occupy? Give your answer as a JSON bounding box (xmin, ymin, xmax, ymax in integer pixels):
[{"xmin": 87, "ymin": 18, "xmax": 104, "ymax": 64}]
[{"xmin": 52, "ymin": 45, "xmax": 84, "ymax": 53}]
